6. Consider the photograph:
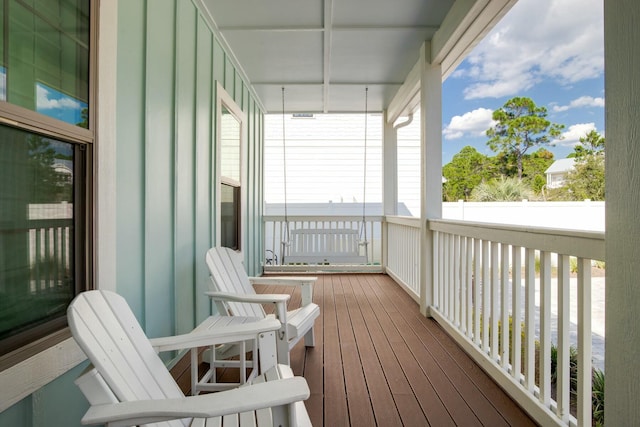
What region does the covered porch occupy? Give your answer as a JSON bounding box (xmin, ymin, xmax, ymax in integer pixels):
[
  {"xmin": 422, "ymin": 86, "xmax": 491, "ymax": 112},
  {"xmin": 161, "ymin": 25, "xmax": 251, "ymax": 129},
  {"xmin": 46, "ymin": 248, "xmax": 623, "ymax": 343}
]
[{"xmin": 6, "ymin": 0, "xmax": 640, "ymax": 426}]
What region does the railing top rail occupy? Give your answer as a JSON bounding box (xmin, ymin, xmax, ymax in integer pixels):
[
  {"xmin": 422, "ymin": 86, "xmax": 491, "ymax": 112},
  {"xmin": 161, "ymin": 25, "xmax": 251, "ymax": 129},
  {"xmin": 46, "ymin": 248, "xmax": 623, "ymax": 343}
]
[
  {"xmin": 385, "ymin": 215, "xmax": 422, "ymax": 227},
  {"xmin": 263, "ymin": 215, "xmax": 384, "ymax": 222},
  {"xmin": 0, "ymin": 218, "xmax": 73, "ymax": 232},
  {"xmin": 429, "ymin": 218, "xmax": 605, "ymax": 260}
]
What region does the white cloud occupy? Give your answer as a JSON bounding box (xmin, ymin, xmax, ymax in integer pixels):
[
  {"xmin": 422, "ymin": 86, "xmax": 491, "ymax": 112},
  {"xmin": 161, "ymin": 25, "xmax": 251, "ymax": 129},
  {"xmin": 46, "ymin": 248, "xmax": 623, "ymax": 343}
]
[
  {"xmin": 552, "ymin": 122, "xmax": 597, "ymax": 146},
  {"xmin": 458, "ymin": 0, "xmax": 604, "ymax": 100},
  {"xmin": 36, "ymin": 85, "xmax": 82, "ymax": 110},
  {"xmin": 552, "ymin": 96, "xmax": 605, "ymax": 112},
  {"xmin": 443, "ymin": 108, "xmax": 496, "ymax": 140}
]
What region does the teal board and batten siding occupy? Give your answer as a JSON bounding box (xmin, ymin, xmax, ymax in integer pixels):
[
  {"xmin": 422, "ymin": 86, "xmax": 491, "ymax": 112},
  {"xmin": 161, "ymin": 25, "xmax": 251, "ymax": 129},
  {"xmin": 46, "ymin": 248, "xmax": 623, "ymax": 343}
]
[
  {"xmin": 0, "ymin": 1, "xmax": 264, "ymax": 424},
  {"xmin": 116, "ymin": 0, "xmax": 265, "ymax": 340}
]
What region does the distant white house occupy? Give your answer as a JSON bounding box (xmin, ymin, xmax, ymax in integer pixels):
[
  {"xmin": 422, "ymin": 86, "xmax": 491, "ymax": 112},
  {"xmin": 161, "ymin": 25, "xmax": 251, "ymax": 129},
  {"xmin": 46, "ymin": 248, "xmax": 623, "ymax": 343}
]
[
  {"xmin": 52, "ymin": 160, "xmax": 73, "ymax": 182},
  {"xmin": 545, "ymin": 158, "xmax": 575, "ymax": 189}
]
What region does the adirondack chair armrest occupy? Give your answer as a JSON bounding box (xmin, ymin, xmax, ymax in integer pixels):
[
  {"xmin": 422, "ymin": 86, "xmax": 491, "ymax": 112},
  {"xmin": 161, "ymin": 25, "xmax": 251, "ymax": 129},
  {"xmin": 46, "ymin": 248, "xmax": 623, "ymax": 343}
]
[
  {"xmin": 81, "ymin": 377, "xmax": 310, "ymax": 426},
  {"xmin": 205, "ymin": 291, "xmax": 290, "ymax": 305},
  {"xmin": 248, "ymin": 276, "xmax": 317, "ymax": 306},
  {"xmin": 248, "ymin": 276, "xmax": 317, "ymax": 286},
  {"xmin": 149, "ymin": 318, "xmax": 282, "ymax": 352},
  {"xmin": 206, "ymin": 291, "xmax": 290, "ymax": 325}
]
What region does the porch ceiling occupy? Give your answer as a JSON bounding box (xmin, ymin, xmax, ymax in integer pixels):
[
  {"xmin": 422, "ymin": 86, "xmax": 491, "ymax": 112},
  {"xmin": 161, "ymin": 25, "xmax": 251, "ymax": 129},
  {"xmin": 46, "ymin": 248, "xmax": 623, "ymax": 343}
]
[{"xmin": 201, "ymin": 0, "xmax": 516, "ymax": 114}]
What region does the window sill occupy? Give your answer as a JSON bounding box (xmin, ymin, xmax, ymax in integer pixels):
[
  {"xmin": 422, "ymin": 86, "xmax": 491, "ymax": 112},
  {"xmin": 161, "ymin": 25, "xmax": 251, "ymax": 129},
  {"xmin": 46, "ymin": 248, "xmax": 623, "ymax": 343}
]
[{"xmin": 0, "ymin": 332, "xmax": 86, "ymax": 412}]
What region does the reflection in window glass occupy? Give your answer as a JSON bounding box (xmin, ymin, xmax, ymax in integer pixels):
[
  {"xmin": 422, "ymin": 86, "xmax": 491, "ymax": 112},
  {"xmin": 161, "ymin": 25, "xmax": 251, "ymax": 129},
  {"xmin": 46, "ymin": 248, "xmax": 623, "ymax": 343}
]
[
  {"xmin": 221, "ymin": 106, "xmax": 241, "ymax": 181},
  {"xmin": 36, "ymin": 83, "xmax": 88, "ymax": 127},
  {"xmin": 0, "ymin": 124, "xmax": 75, "ymax": 347},
  {"xmin": 2, "ymin": 0, "xmax": 90, "ymax": 128},
  {"xmin": 0, "ymin": 66, "xmax": 5, "ymax": 101},
  {"xmin": 220, "ymin": 183, "xmax": 240, "ymax": 250}
]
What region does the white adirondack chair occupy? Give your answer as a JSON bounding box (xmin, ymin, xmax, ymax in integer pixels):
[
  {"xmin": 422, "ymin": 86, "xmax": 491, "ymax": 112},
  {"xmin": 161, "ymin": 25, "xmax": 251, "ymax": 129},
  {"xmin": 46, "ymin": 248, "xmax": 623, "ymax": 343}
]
[
  {"xmin": 205, "ymin": 247, "xmax": 320, "ymax": 365},
  {"xmin": 68, "ymin": 290, "xmax": 312, "ymax": 427}
]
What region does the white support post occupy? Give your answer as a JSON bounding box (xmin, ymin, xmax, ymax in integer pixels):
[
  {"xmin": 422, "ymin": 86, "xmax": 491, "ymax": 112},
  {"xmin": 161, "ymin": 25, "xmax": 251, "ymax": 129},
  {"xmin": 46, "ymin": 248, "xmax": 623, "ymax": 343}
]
[
  {"xmin": 419, "ymin": 42, "xmax": 442, "ymax": 317},
  {"xmin": 382, "ymin": 110, "xmax": 398, "ymax": 270},
  {"xmin": 605, "ymin": 2, "xmax": 640, "ymax": 425}
]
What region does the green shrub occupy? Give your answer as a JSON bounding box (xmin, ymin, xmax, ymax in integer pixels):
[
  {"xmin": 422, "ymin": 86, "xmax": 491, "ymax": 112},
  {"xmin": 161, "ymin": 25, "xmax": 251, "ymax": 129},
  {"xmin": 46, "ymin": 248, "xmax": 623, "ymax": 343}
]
[
  {"xmin": 550, "ymin": 344, "xmax": 578, "ymax": 396},
  {"xmin": 592, "ymin": 368, "xmax": 605, "ymax": 426},
  {"xmin": 477, "ymin": 314, "xmax": 605, "ymax": 425},
  {"xmin": 569, "ymin": 257, "xmax": 578, "ymax": 274},
  {"xmin": 470, "ymin": 176, "xmax": 534, "ymax": 201}
]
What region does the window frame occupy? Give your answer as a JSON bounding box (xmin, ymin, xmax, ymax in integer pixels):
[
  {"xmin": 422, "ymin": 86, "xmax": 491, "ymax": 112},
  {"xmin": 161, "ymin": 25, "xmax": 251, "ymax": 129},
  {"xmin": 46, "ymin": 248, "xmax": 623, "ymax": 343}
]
[
  {"xmin": 215, "ymin": 82, "xmax": 246, "ymax": 252},
  {"xmin": 0, "ymin": 0, "xmax": 96, "ymax": 372}
]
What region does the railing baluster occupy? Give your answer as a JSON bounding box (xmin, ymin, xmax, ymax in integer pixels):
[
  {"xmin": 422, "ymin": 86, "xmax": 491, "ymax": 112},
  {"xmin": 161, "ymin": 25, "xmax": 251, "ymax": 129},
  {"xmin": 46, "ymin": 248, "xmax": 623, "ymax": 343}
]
[
  {"xmin": 449, "ymin": 233, "xmax": 455, "ymax": 319},
  {"xmin": 35, "ymin": 228, "xmax": 42, "ymax": 291},
  {"xmin": 491, "ymin": 241, "xmax": 500, "ymax": 362},
  {"xmin": 524, "ymin": 248, "xmax": 536, "ymax": 392},
  {"xmin": 474, "ymin": 238, "xmax": 481, "ymax": 346},
  {"xmin": 577, "ymin": 257, "xmax": 592, "ymax": 426},
  {"xmin": 482, "ymin": 240, "xmax": 490, "ymax": 354},
  {"xmin": 434, "ymin": 230, "xmax": 440, "ymax": 309},
  {"xmin": 438, "ymin": 233, "xmax": 447, "ymax": 313},
  {"xmin": 453, "ymin": 234, "xmax": 460, "ymax": 324},
  {"xmin": 443, "ymin": 234, "xmax": 450, "ymax": 317},
  {"xmin": 62, "ymin": 227, "xmax": 68, "ymax": 276},
  {"xmin": 465, "ymin": 237, "xmax": 473, "ymax": 338},
  {"xmin": 501, "ymin": 243, "xmax": 510, "ymax": 370},
  {"xmin": 539, "ymin": 250, "xmax": 552, "ymax": 407},
  {"xmin": 54, "ymin": 227, "xmax": 60, "ymax": 286},
  {"xmin": 511, "ymin": 245, "xmax": 522, "ymax": 381},
  {"xmin": 557, "ymin": 254, "xmax": 571, "ymax": 422},
  {"xmin": 46, "ymin": 227, "xmax": 52, "ymax": 289}
]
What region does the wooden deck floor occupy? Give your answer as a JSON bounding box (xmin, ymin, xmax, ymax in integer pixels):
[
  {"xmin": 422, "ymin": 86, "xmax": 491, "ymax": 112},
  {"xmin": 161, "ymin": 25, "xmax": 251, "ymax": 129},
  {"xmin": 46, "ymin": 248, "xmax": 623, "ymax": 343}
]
[{"xmin": 175, "ymin": 274, "xmax": 537, "ymax": 426}]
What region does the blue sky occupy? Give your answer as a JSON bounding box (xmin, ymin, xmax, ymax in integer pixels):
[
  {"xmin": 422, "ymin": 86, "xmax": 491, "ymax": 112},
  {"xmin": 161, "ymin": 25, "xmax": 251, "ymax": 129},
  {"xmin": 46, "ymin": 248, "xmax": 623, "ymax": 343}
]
[{"xmin": 440, "ymin": 0, "xmax": 604, "ymax": 164}]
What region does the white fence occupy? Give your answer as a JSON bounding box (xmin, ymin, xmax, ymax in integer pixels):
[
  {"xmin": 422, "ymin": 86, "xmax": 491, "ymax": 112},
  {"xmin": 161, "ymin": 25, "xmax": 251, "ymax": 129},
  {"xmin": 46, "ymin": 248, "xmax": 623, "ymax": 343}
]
[{"xmin": 443, "ymin": 200, "xmax": 604, "ymax": 231}]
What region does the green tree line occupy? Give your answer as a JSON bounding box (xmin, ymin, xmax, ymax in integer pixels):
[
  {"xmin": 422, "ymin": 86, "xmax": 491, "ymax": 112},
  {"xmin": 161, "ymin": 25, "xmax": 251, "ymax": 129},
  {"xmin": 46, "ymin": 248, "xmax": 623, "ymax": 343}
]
[{"xmin": 443, "ymin": 97, "xmax": 605, "ymax": 202}]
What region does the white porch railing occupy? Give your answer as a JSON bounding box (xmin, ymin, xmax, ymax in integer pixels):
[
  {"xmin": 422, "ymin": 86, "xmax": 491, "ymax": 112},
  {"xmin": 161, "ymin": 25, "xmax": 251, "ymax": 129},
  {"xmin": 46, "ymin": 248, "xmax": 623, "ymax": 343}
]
[
  {"xmin": 262, "ymin": 213, "xmax": 604, "ymax": 426},
  {"xmin": 262, "ymin": 215, "xmax": 383, "ymax": 272},
  {"xmin": 429, "ymin": 219, "xmax": 604, "ymax": 427},
  {"xmin": 385, "ymin": 215, "xmax": 421, "ymax": 301},
  {"xmin": 28, "ymin": 219, "xmax": 73, "ymax": 292}
]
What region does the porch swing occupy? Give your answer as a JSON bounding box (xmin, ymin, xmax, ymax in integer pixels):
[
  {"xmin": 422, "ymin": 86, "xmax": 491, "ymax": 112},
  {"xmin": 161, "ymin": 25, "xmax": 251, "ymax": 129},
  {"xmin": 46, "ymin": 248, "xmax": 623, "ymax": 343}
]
[{"xmin": 280, "ymin": 87, "xmax": 369, "ymax": 266}]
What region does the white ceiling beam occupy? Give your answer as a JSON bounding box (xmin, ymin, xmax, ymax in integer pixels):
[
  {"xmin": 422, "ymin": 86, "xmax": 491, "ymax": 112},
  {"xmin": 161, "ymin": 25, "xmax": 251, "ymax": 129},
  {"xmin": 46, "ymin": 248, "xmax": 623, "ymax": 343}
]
[
  {"xmin": 386, "ymin": 0, "xmax": 517, "ymax": 122},
  {"xmin": 332, "ymin": 25, "xmax": 439, "ymax": 32},
  {"xmin": 218, "ymin": 25, "xmax": 438, "ymax": 32},
  {"xmin": 219, "ymin": 26, "xmax": 324, "ymax": 32},
  {"xmin": 323, "ymin": 0, "xmax": 333, "ymax": 113},
  {"xmin": 253, "ymin": 81, "xmax": 404, "ymax": 86},
  {"xmin": 432, "ymin": 0, "xmax": 516, "ymax": 78},
  {"xmin": 386, "ymin": 60, "xmax": 421, "ymax": 124}
]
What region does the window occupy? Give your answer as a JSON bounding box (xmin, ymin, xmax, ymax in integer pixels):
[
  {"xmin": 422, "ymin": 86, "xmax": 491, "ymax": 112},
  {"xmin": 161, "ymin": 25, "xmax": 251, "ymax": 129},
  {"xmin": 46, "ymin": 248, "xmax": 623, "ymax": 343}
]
[
  {"xmin": 217, "ymin": 84, "xmax": 244, "ymax": 251},
  {"xmin": 220, "ymin": 183, "xmax": 240, "ymax": 250},
  {"xmin": 0, "ymin": 0, "xmax": 93, "ymax": 365}
]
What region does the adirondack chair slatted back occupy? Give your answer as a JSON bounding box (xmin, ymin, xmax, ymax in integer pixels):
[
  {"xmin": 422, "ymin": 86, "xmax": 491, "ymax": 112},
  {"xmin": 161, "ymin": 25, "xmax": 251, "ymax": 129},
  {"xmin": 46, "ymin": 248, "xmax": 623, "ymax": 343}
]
[
  {"xmin": 205, "ymin": 247, "xmax": 266, "ymax": 318},
  {"xmin": 68, "ymin": 291, "xmax": 188, "ymax": 427}
]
